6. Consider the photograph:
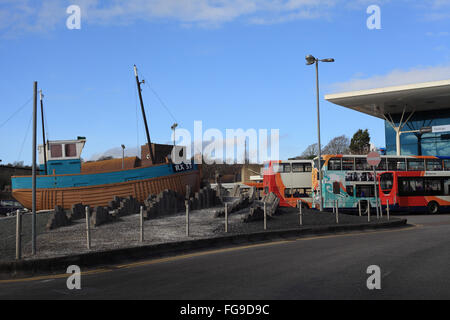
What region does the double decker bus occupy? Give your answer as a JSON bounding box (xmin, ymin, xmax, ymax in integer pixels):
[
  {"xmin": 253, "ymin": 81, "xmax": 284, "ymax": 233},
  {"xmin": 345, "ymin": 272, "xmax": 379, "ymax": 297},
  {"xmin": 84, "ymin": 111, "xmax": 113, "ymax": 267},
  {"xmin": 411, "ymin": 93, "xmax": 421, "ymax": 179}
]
[
  {"xmin": 312, "ymin": 155, "xmax": 380, "ymax": 212},
  {"xmin": 378, "ymin": 156, "xmax": 450, "ymax": 214},
  {"xmin": 263, "ymin": 160, "xmax": 313, "ymax": 207}
]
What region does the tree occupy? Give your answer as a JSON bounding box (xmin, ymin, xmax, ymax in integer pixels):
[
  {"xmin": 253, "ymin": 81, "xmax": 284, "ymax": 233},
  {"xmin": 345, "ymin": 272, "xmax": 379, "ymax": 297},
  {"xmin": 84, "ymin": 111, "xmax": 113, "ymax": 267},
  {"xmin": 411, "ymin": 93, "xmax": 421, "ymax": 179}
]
[
  {"xmin": 349, "ymin": 129, "xmax": 371, "ymax": 154},
  {"xmin": 322, "ymin": 135, "xmax": 350, "ymax": 155},
  {"xmin": 300, "ymin": 143, "xmax": 319, "ymax": 159}
]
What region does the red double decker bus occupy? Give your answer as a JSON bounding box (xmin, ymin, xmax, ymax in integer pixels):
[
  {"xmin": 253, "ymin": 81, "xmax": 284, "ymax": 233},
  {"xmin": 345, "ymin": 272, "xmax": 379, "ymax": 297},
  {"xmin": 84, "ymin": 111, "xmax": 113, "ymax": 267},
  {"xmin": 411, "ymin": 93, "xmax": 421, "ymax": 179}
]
[{"xmin": 378, "ymin": 156, "xmax": 450, "ymax": 214}]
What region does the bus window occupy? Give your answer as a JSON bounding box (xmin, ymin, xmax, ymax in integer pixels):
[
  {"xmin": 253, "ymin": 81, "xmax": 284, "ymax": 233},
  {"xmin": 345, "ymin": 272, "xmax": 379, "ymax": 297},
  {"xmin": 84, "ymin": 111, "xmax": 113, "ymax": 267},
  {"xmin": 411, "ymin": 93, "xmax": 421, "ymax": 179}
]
[
  {"xmin": 328, "ymin": 158, "xmax": 342, "ymax": 171},
  {"xmin": 304, "ymin": 188, "xmax": 312, "ymax": 197},
  {"xmin": 380, "ymin": 173, "xmax": 393, "ymax": 194},
  {"xmin": 356, "ymin": 185, "xmax": 374, "ymax": 197},
  {"xmin": 376, "ymin": 159, "xmax": 387, "ymax": 171},
  {"xmin": 444, "ymin": 160, "xmax": 450, "ymax": 171},
  {"xmin": 407, "ymin": 159, "xmax": 425, "ymax": 171},
  {"xmin": 426, "ymin": 159, "xmax": 443, "ymax": 171},
  {"xmin": 399, "ymin": 178, "xmax": 424, "ymax": 196},
  {"xmin": 388, "ymin": 158, "xmax": 406, "ymax": 171},
  {"xmin": 424, "ymin": 179, "xmax": 442, "ymax": 196},
  {"xmin": 355, "ymin": 158, "xmax": 371, "ymax": 171},
  {"xmin": 284, "ymin": 188, "xmax": 292, "ymax": 198},
  {"xmin": 342, "ymin": 157, "xmax": 354, "ymax": 170},
  {"xmin": 444, "ymin": 178, "xmax": 450, "ymax": 195},
  {"xmin": 279, "ymin": 163, "xmax": 291, "ymax": 173},
  {"xmin": 292, "ymin": 163, "xmax": 304, "ymax": 172},
  {"xmin": 346, "ymin": 185, "xmax": 354, "ymax": 196},
  {"xmin": 304, "ymin": 164, "xmax": 312, "ymax": 172}
]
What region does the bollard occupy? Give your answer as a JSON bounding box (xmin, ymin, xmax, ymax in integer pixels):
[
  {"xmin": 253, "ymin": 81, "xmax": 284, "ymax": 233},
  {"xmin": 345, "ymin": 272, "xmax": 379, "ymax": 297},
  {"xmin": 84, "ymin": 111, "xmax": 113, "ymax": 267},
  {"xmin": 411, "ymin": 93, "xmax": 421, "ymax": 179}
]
[
  {"xmin": 225, "ymin": 203, "xmax": 228, "ymax": 233},
  {"xmin": 335, "ymin": 199, "xmax": 339, "ymax": 224},
  {"xmin": 185, "ymin": 200, "xmax": 190, "ymax": 237},
  {"xmin": 264, "ymin": 201, "xmax": 267, "ymax": 230},
  {"xmin": 358, "ymin": 200, "xmax": 361, "ymax": 217},
  {"xmin": 85, "ymin": 206, "xmax": 91, "ymax": 249},
  {"xmin": 299, "ymin": 200, "xmax": 303, "ymax": 226},
  {"xmin": 140, "ymin": 206, "xmax": 144, "ymax": 242},
  {"xmin": 387, "ymin": 199, "xmax": 390, "ymax": 221},
  {"xmin": 15, "ymin": 209, "xmax": 22, "ymax": 260},
  {"xmin": 367, "ymin": 201, "xmax": 371, "ymax": 222},
  {"xmin": 380, "ymin": 198, "xmax": 383, "ymax": 218}
]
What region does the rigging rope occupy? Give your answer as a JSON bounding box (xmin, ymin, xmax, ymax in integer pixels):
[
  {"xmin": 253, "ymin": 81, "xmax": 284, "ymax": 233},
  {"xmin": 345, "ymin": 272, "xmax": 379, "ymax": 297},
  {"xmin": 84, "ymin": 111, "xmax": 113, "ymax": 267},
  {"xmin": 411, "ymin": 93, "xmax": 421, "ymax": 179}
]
[
  {"xmin": 16, "ymin": 113, "xmax": 33, "ymax": 164},
  {"xmin": 0, "ymin": 96, "xmax": 33, "ymax": 130}
]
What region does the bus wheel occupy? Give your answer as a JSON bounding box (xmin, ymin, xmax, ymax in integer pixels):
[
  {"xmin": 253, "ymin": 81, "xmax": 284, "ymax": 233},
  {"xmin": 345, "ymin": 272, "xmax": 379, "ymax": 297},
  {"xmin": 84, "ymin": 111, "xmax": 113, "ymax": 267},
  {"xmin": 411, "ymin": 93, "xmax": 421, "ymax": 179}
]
[{"xmin": 427, "ymin": 201, "xmax": 440, "ymax": 214}]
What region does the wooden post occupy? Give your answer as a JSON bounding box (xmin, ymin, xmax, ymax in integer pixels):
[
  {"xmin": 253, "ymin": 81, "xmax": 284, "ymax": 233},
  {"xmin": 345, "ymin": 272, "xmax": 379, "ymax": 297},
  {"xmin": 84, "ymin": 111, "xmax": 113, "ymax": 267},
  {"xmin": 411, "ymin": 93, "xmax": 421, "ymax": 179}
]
[
  {"xmin": 140, "ymin": 206, "xmax": 144, "ymax": 242},
  {"xmin": 264, "ymin": 202, "xmax": 267, "ymax": 230},
  {"xmin": 387, "ymin": 199, "xmax": 390, "ymax": 221},
  {"xmin": 335, "ymin": 199, "xmax": 339, "ymax": 224},
  {"xmin": 16, "ymin": 210, "xmax": 22, "ymax": 260},
  {"xmin": 358, "ymin": 200, "xmax": 361, "ymax": 217},
  {"xmin": 85, "ymin": 206, "xmax": 91, "ymax": 249},
  {"xmin": 225, "ymin": 203, "xmax": 228, "ymax": 233},
  {"xmin": 185, "ymin": 200, "xmax": 190, "ymax": 237}
]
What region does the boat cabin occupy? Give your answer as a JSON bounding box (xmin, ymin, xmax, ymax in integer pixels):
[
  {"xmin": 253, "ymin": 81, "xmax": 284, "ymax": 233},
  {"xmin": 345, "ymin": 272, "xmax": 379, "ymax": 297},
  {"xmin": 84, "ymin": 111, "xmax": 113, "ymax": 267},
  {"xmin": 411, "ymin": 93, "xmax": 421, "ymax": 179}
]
[{"xmin": 38, "ymin": 137, "xmax": 86, "ymax": 175}]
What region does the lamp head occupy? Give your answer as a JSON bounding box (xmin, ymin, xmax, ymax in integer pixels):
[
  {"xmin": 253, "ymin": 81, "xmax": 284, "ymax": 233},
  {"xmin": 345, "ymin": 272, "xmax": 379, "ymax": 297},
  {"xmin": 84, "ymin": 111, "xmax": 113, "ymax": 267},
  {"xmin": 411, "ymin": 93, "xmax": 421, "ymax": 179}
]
[
  {"xmin": 305, "ymin": 55, "xmax": 316, "ymax": 65},
  {"xmin": 320, "ymin": 58, "xmax": 335, "ymax": 63}
]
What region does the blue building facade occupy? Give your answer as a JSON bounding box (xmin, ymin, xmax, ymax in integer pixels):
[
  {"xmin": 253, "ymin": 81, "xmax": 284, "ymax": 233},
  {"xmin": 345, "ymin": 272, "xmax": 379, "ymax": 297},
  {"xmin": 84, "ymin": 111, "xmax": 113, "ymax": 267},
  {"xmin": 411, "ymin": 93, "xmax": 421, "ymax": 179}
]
[{"xmin": 385, "ymin": 110, "xmax": 450, "ymax": 156}]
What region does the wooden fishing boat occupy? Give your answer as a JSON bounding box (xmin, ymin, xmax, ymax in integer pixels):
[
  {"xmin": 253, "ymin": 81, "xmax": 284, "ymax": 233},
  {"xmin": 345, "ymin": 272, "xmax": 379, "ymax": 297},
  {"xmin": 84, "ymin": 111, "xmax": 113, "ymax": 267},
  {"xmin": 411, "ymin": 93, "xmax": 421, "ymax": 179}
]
[
  {"xmin": 11, "ymin": 138, "xmax": 200, "ymax": 210},
  {"xmin": 11, "ymin": 65, "xmax": 201, "ymax": 210}
]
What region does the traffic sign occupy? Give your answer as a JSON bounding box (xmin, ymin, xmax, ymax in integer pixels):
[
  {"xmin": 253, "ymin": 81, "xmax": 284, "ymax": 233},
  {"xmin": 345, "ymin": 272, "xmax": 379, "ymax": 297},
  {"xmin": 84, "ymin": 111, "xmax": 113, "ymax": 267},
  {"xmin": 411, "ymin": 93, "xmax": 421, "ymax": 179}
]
[{"xmin": 367, "ymin": 151, "xmax": 381, "ymax": 166}]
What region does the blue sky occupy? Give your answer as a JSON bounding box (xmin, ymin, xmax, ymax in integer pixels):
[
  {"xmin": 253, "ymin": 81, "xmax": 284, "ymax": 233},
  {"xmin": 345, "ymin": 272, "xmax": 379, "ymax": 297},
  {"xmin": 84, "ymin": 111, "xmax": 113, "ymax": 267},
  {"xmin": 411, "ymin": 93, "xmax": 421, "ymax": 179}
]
[{"xmin": 1, "ymin": 0, "xmax": 450, "ymax": 165}]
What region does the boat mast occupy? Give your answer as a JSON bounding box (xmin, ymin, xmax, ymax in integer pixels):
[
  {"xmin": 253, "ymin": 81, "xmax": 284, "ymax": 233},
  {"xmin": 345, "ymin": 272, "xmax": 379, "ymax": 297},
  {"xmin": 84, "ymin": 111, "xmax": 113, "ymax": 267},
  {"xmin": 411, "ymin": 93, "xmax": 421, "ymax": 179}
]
[
  {"xmin": 39, "ymin": 90, "xmax": 48, "ymax": 175},
  {"xmin": 32, "ymin": 81, "xmax": 37, "ymax": 255},
  {"xmin": 134, "ymin": 65, "xmax": 155, "ymax": 164}
]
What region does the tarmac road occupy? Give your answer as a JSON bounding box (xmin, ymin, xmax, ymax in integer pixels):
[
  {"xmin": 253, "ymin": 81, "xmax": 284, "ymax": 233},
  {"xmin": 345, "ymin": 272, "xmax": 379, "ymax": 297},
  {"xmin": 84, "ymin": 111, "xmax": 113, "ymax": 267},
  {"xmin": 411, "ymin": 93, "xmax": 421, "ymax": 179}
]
[{"xmin": 1, "ymin": 214, "xmax": 450, "ymax": 300}]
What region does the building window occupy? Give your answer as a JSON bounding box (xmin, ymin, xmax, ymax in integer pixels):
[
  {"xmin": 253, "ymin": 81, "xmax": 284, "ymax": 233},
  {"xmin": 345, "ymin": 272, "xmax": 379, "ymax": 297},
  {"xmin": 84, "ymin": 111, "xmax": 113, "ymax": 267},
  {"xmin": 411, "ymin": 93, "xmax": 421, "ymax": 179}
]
[
  {"xmin": 50, "ymin": 144, "xmax": 62, "ymax": 158},
  {"xmin": 65, "ymin": 143, "xmax": 77, "ymax": 157}
]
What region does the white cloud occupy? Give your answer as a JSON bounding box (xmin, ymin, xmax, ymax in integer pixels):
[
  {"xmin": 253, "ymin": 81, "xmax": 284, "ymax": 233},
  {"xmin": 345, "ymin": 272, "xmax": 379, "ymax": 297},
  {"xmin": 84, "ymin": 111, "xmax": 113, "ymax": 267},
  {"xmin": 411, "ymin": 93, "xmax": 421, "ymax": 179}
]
[
  {"xmin": 0, "ymin": 0, "xmax": 339, "ymax": 35},
  {"xmin": 328, "ymin": 64, "xmax": 450, "ymax": 93}
]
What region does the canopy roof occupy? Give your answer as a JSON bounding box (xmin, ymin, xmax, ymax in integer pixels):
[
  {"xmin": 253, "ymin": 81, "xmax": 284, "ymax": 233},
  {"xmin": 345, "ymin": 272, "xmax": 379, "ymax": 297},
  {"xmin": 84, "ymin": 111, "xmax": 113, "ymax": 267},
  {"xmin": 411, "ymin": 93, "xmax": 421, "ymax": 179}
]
[{"xmin": 324, "ymin": 79, "xmax": 450, "ymax": 119}]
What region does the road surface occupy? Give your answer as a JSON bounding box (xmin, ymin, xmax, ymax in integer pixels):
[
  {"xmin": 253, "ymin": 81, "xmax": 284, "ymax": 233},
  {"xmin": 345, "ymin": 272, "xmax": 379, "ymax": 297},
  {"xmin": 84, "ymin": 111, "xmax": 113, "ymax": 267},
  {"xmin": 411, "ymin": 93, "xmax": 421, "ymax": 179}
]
[{"xmin": 1, "ymin": 214, "xmax": 450, "ymax": 299}]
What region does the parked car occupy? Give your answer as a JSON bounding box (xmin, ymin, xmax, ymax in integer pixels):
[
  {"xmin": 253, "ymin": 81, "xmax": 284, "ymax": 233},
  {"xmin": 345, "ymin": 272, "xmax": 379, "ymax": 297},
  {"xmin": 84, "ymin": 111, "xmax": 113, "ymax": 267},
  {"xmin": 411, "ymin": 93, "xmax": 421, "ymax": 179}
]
[{"xmin": 0, "ymin": 200, "xmax": 23, "ymax": 216}]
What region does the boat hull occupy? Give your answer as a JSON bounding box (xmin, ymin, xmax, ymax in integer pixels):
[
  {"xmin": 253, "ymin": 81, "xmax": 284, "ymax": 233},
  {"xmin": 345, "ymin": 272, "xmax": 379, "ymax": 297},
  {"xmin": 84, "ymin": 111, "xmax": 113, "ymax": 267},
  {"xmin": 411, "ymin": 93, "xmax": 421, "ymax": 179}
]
[{"xmin": 12, "ymin": 166, "xmax": 200, "ymax": 211}]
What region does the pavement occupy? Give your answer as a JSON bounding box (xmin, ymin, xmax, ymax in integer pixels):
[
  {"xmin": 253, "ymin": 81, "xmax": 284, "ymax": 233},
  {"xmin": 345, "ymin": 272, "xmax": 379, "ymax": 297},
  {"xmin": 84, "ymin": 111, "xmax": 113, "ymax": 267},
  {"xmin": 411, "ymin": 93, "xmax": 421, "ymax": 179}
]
[{"xmin": 1, "ymin": 213, "xmax": 449, "ymax": 299}]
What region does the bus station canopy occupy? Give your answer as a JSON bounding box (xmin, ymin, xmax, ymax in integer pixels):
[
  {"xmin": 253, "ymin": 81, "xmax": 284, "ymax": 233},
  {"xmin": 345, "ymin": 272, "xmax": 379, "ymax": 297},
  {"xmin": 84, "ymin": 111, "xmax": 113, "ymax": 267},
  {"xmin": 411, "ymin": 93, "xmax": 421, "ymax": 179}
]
[{"xmin": 324, "ymin": 79, "xmax": 450, "ymax": 119}]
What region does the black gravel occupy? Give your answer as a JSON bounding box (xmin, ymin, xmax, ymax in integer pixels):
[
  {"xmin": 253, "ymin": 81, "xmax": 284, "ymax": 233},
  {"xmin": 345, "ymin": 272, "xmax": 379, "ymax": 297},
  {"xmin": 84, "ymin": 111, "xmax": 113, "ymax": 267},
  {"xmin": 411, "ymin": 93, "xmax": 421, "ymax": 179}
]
[{"xmin": 212, "ymin": 206, "xmax": 397, "ymax": 234}]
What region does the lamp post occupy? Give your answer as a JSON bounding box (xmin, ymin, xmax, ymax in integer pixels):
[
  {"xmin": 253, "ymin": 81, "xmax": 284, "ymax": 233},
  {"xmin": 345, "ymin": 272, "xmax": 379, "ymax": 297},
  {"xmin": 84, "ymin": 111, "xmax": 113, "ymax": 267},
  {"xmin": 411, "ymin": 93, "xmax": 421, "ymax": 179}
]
[
  {"xmin": 171, "ymin": 123, "xmax": 178, "ymax": 147},
  {"xmin": 306, "ymin": 55, "xmax": 334, "ymax": 211}
]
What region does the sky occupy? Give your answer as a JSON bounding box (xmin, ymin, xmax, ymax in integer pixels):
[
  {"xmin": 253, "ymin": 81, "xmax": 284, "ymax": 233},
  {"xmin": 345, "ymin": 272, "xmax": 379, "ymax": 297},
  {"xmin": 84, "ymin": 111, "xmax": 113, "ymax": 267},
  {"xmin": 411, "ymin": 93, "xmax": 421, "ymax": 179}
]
[{"xmin": 1, "ymin": 0, "xmax": 450, "ymax": 165}]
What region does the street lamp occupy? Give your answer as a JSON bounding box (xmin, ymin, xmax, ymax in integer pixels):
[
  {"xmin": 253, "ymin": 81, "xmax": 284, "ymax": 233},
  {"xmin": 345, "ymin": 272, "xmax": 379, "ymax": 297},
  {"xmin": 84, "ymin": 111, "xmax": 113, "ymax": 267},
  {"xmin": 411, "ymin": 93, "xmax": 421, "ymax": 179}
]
[
  {"xmin": 171, "ymin": 123, "xmax": 178, "ymax": 147},
  {"xmin": 306, "ymin": 55, "xmax": 334, "ymax": 211}
]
